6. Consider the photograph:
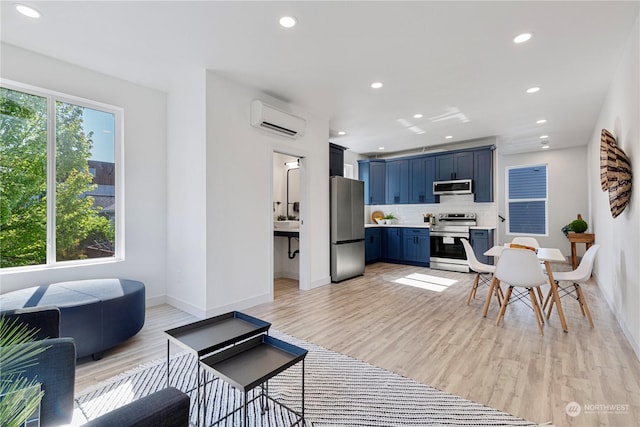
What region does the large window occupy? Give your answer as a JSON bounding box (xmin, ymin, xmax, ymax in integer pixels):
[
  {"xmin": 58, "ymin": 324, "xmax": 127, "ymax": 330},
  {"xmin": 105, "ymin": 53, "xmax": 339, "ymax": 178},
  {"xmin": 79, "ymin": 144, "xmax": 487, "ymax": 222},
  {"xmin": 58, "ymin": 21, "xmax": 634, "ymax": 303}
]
[
  {"xmin": 0, "ymin": 83, "xmax": 121, "ymax": 269},
  {"xmin": 506, "ymin": 164, "xmax": 547, "ymax": 236}
]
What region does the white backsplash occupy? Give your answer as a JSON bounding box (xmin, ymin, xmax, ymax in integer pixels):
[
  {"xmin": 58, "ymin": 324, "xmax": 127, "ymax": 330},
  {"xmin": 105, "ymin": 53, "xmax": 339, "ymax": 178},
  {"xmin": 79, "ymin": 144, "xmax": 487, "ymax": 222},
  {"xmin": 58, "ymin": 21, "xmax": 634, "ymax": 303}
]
[{"xmin": 365, "ymin": 195, "xmax": 497, "ymax": 228}]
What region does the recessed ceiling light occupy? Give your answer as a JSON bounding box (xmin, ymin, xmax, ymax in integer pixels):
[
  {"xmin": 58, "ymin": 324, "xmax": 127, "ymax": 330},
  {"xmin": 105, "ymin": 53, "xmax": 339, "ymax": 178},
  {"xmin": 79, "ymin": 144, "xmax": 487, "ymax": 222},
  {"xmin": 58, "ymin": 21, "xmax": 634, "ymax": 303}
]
[
  {"xmin": 378, "ymin": 146, "xmax": 385, "ymax": 150},
  {"xmin": 371, "ymin": 82, "xmax": 383, "ymax": 89},
  {"xmin": 16, "ymin": 4, "xmax": 41, "ymax": 18},
  {"xmin": 337, "ymin": 131, "xmax": 346, "ymax": 136},
  {"xmin": 445, "ymin": 135, "xmax": 453, "ymax": 139},
  {"xmin": 513, "ymin": 33, "xmax": 532, "ymax": 44},
  {"xmin": 541, "ymin": 143, "xmax": 550, "ymax": 149},
  {"xmin": 279, "ymin": 16, "xmax": 296, "ymax": 28},
  {"xmin": 536, "ymin": 119, "xmax": 547, "ymax": 124},
  {"xmin": 413, "ymin": 113, "xmax": 423, "ymax": 119},
  {"xmin": 526, "ymin": 87, "xmax": 540, "ymax": 94},
  {"xmin": 540, "ymin": 135, "xmax": 549, "ymax": 139}
]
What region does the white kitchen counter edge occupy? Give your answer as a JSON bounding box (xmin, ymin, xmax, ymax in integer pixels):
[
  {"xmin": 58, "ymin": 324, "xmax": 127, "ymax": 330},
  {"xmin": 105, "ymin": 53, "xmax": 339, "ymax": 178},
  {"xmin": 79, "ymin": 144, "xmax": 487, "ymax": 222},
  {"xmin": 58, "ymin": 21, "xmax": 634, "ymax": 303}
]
[
  {"xmin": 365, "ymin": 224, "xmax": 431, "ymax": 229},
  {"xmin": 470, "ymin": 226, "xmax": 497, "ymax": 230}
]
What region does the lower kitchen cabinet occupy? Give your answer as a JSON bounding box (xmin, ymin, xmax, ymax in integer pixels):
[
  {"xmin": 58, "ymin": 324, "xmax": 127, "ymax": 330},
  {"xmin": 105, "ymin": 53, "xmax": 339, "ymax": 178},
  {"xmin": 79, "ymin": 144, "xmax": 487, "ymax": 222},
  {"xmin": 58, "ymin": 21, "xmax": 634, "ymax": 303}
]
[
  {"xmin": 365, "ymin": 227, "xmax": 430, "ymax": 267},
  {"xmin": 402, "ymin": 228, "xmax": 430, "ymax": 266},
  {"xmin": 365, "ymin": 228, "xmax": 382, "ymax": 264},
  {"xmin": 470, "ymin": 228, "xmax": 495, "ymax": 265},
  {"xmin": 383, "ymin": 227, "xmax": 403, "ymax": 261}
]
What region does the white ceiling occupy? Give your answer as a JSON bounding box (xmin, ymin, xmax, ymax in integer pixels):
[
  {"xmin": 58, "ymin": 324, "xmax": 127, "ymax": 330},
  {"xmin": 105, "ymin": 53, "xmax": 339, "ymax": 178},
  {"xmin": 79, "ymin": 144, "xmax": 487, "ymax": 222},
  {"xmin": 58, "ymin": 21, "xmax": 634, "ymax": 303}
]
[{"xmin": 2, "ymin": 1, "xmax": 638, "ymax": 155}]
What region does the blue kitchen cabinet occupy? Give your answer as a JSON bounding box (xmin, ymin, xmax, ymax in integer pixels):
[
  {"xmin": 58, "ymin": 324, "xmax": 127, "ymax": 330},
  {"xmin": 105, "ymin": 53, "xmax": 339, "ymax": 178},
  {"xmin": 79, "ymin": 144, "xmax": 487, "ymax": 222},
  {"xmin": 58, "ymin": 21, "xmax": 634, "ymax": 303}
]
[
  {"xmin": 473, "ymin": 148, "xmax": 493, "ymax": 202},
  {"xmin": 409, "ymin": 155, "xmax": 438, "ymax": 204},
  {"xmin": 435, "ymin": 151, "xmax": 474, "ymax": 181},
  {"xmin": 386, "ymin": 159, "xmax": 409, "ymax": 204},
  {"xmin": 329, "ymin": 143, "xmax": 345, "ymax": 177},
  {"xmin": 365, "ymin": 227, "xmax": 382, "ymax": 263},
  {"xmin": 358, "ymin": 159, "xmax": 386, "ymax": 205},
  {"xmin": 382, "ymin": 227, "xmax": 403, "ymax": 261},
  {"xmin": 402, "ymin": 228, "xmax": 430, "ymax": 266},
  {"xmin": 470, "ymin": 228, "xmax": 495, "ymax": 265}
]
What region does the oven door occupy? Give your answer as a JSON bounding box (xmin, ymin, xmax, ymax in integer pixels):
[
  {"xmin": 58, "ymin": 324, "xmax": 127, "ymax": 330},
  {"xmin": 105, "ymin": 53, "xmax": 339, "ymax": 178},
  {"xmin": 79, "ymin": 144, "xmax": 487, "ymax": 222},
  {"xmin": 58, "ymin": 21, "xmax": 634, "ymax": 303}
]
[{"xmin": 430, "ymin": 231, "xmax": 469, "ymax": 271}]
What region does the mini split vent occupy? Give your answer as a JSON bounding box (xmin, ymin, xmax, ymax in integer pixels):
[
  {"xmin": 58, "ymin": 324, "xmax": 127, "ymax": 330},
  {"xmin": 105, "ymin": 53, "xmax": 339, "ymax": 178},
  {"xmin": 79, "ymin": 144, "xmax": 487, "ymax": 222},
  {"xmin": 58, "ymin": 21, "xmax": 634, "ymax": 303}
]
[{"xmin": 250, "ymin": 100, "xmax": 306, "ymax": 139}]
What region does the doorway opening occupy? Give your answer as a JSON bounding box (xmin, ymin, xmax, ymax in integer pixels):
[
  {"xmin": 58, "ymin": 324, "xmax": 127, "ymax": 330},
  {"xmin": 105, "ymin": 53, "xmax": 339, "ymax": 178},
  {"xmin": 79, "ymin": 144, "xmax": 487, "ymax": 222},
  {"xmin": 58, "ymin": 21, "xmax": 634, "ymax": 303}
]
[{"xmin": 272, "ymin": 151, "xmax": 305, "ymax": 298}]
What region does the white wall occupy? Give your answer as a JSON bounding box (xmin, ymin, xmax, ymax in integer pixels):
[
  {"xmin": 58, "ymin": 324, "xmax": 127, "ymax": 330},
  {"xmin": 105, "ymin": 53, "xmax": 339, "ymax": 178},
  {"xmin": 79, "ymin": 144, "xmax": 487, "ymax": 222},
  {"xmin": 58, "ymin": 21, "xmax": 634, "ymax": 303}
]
[
  {"xmin": 497, "ymin": 146, "xmax": 589, "ymax": 254},
  {"xmin": 587, "ymin": 14, "xmax": 640, "ymax": 358},
  {"xmin": 0, "ymin": 44, "xmax": 168, "ymax": 304},
  {"xmin": 164, "ymin": 70, "xmax": 208, "ymax": 315},
  {"xmin": 201, "ymin": 71, "xmax": 330, "ymax": 317}
]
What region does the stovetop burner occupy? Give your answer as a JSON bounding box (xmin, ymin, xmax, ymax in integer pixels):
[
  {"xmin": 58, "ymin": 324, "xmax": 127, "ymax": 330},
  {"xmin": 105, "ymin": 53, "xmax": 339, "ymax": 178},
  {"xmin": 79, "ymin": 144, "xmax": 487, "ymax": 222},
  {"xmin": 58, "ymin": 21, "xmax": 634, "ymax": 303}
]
[{"xmin": 433, "ymin": 213, "xmax": 477, "ymax": 230}]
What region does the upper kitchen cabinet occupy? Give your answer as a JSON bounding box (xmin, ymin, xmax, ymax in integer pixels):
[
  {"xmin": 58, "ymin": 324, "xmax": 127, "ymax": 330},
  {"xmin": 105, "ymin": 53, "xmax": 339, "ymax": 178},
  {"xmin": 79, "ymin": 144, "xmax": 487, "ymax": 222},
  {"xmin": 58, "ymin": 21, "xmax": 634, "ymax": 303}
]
[
  {"xmin": 386, "ymin": 159, "xmax": 409, "ymax": 204},
  {"xmin": 329, "ymin": 143, "xmax": 345, "ymax": 177},
  {"xmin": 358, "ymin": 159, "xmax": 386, "ymax": 205},
  {"xmin": 409, "ymin": 155, "xmax": 438, "ymax": 204},
  {"xmin": 473, "ymin": 148, "xmax": 494, "ymax": 202},
  {"xmin": 435, "ymin": 151, "xmax": 474, "ymax": 181}
]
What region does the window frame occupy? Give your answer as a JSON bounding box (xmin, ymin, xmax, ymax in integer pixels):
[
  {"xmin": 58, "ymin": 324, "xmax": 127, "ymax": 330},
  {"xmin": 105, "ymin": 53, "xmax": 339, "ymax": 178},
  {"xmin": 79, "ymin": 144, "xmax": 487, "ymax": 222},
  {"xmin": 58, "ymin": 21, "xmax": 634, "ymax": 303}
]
[
  {"xmin": 1, "ymin": 79, "xmax": 124, "ymax": 271},
  {"xmin": 505, "ymin": 163, "xmax": 548, "ymax": 237}
]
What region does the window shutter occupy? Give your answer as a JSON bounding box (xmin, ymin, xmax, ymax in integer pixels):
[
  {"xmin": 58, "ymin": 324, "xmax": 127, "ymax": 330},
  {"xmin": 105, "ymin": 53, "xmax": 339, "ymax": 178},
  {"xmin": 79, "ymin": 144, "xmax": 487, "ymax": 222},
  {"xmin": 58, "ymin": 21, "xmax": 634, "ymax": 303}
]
[{"xmin": 508, "ymin": 165, "xmax": 547, "ymax": 235}]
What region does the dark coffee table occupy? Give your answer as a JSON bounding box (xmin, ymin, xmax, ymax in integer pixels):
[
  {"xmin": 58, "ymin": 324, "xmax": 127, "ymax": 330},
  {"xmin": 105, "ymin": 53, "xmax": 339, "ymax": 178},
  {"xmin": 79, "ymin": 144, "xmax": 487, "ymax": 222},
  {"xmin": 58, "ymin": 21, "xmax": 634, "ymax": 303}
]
[
  {"xmin": 201, "ymin": 334, "xmax": 307, "ymax": 426},
  {"xmin": 165, "ymin": 311, "xmax": 271, "ymax": 425}
]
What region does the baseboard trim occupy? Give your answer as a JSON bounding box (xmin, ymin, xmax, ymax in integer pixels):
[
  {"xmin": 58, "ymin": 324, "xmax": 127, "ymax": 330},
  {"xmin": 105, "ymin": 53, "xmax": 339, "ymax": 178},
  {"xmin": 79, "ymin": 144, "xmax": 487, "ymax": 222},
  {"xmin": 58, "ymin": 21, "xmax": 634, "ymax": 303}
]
[
  {"xmin": 310, "ymin": 276, "xmax": 331, "ymax": 290},
  {"xmin": 274, "ymin": 271, "xmax": 300, "ymax": 280},
  {"xmin": 165, "ymin": 295, "xmax": 206, "ymax": 319},
  {"xmin": 593, "ymin": 272, "xmax": 640, "ymax": 362},
  {"xmin": 204, "ymin": 293, "xmax": 272, "ymax": 318},
  {"xmin": 145, "ymin": 295, "xmax": 166, "ymax": 307}
]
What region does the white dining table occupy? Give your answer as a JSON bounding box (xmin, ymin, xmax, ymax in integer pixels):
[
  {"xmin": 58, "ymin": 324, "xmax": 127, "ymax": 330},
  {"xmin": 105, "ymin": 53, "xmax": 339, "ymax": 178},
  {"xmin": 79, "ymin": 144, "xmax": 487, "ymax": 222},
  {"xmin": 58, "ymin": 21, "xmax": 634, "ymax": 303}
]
[{"xmin": 483, "ymin": 245, "xmax": 569, "ymax": 332}]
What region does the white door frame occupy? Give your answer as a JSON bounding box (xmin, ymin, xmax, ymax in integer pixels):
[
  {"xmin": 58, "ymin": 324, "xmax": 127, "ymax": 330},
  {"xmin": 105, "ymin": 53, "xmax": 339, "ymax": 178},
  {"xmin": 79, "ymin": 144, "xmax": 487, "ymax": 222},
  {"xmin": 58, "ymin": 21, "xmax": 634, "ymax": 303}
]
[{"xmin": 269, "ymin": 145, "xmax": 310, "ymax": 299}]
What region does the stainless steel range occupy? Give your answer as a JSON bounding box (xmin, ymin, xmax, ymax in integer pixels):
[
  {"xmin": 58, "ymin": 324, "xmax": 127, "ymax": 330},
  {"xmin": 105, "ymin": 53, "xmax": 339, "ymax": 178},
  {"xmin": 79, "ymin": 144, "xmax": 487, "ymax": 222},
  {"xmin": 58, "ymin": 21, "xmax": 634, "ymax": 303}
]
[{"xmin": 430, "ymin": 213, "xmax": 476, "ymax": 272}]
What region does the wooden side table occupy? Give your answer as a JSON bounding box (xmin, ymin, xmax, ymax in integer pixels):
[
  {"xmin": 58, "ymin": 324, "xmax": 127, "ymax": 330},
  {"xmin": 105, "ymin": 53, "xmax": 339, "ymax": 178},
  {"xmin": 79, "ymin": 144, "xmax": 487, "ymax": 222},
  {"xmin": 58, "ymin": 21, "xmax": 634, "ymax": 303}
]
[{"xmin": 567, "ymin": 232, "xmax": 595, "ymax": 269}]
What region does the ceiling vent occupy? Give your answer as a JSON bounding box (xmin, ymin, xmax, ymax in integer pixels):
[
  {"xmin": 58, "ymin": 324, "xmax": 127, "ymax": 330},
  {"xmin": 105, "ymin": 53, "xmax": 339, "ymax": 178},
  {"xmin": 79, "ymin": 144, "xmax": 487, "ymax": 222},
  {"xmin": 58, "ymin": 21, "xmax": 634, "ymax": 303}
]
[{"xmin": 250, "ymin": 100, "xmax": 306, "ymax": 139}]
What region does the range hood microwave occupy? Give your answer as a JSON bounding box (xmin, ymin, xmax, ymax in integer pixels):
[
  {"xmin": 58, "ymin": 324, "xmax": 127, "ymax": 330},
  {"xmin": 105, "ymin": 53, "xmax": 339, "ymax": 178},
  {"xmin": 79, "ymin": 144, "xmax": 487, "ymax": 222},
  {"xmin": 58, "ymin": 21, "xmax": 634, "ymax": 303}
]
[{"xmin": 433, "ymin": 179, "xmax": 473, "ymax": 195}]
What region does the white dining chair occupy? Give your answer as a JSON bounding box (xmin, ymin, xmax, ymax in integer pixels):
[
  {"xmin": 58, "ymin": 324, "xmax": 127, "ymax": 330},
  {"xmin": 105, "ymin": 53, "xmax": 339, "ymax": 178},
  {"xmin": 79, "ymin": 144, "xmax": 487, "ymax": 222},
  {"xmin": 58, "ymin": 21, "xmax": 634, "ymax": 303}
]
[
  {"xmin": 461, "ymin": 238, "xmax": 498, "ymax": 305},
  {"xmin": 510, "ymin": 236, "xmax": 547, "ymax": 303},
  {"xmin": 494, "ymin": 248, "xmax": 548, "ymax": 336},
  {"xmin": 543, "ymin": 244, "xmax": 600, "ymax": 328},
  {"xmin": 511, "ymin": 236, "xmax": 540, "ymax": 248}
]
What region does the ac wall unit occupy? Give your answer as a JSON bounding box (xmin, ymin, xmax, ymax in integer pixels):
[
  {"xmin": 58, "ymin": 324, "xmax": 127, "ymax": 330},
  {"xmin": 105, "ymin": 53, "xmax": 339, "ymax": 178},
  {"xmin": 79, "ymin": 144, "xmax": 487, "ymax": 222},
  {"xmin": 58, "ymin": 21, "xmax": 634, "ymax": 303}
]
[{"xmin": 250, "ymin": 100, "xmax": 306, "ymax": 139}]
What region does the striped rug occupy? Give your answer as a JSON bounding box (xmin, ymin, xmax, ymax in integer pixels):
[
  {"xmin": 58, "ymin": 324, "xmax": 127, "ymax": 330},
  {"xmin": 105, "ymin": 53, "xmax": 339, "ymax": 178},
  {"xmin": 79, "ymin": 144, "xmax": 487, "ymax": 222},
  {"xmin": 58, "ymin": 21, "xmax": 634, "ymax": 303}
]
[{"xmin": 75, "ymin": 330, "xmax": 536, "ymax": 426}]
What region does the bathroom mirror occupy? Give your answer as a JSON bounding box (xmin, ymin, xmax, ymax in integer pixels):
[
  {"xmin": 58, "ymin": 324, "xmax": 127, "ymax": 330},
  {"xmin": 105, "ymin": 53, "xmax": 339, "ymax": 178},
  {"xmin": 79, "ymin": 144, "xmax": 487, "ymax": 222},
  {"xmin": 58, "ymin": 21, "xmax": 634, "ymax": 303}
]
[{"xmin": 286, "ymin": 167, "xmax": 300, "ymax": 219}]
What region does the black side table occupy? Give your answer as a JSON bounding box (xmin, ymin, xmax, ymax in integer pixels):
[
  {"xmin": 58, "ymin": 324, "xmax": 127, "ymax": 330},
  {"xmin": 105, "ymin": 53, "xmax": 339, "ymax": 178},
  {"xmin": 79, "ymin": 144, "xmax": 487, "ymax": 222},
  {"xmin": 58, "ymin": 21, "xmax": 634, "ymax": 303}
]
[{"xmin": 200, "ymin": 334, "xmax": 307, "ymax": 427}]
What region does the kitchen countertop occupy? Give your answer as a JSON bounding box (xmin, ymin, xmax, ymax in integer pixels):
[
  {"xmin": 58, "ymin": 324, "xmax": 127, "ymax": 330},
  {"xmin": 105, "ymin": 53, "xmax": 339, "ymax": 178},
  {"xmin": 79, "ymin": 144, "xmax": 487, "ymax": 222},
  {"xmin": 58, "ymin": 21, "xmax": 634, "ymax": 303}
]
[
  {"xmin": 365, "ymin": 224, "xmax": 496, "ymax": 230},
  {"xmin": 365, "ymin": 223, "xmax": 431, "ymax": 229}
]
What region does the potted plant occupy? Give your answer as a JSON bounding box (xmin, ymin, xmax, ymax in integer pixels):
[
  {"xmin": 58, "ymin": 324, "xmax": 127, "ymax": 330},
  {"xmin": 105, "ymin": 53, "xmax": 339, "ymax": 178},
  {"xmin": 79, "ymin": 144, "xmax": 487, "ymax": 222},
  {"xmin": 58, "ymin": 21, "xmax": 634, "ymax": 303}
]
[
  {"xmin": 562, "ymin": 214, "xmax": 588, "ymax": 236},
  {"xmin": 383, "ymin": 213, "xmax": 396, "ymax": 225},
  {"xmin": 0, "ymin": 317, "xmax": 47, "ymax": 427}
]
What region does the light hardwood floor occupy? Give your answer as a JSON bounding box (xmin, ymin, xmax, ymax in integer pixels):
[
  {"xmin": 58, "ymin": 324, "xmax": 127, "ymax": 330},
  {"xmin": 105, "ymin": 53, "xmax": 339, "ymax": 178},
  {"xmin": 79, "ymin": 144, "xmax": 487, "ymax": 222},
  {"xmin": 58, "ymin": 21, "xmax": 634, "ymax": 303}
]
[{"xmin": 76, "ymin": 263, "xmax": 640, "ymax": 426}]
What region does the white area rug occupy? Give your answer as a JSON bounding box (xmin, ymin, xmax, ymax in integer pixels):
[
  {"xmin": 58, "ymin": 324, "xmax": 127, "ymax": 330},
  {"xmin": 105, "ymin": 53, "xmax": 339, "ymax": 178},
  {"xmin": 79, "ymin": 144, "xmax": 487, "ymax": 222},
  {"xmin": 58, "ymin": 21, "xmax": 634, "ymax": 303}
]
[{"xmin": 74, "ymin": 330, "xmax": 536, "ymax": 426}]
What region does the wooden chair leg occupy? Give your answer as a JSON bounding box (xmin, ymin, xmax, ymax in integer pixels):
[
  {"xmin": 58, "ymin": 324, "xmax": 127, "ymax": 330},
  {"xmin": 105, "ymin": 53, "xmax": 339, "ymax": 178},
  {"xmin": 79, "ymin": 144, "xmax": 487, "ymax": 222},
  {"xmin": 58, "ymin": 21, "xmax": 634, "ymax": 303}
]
[
  {"xmin": 495, "ymin": 280, "xmax": 503, "ymax": 306},
  {"xmin": 574, "ymin": 284, "xmax": 586, "ymax": 316},
  {"xmin": 542, "ymin": 287, "xmax": 553, "ymax": 311},
  {"xmin": 536, "ymin": 287, "xmax": 545, "ymax": 310},
  {"xmin": 483, "ymin": 276, "xmax": 498, "ymax": 317},
  {"xmin": 575, "ymin": 284, "xmax": 595, "ymax": 328},
  {"xmin": 545, "ymin": 285, "xmax": 556, "ymax": 320},
  {"xmin": 530, "ymin": 287, "xmax": 544, "ymax": 324},
  {"xmin": 467, "ymin": 273, "xmax": 480, "ymax": 305},
  {"xmin": 529, "ymin": 288, "xmax": 545, "ymax": 336},
  {"xmin": 496, "ymin": 286, "xmax": 513, "ymax": 327}
]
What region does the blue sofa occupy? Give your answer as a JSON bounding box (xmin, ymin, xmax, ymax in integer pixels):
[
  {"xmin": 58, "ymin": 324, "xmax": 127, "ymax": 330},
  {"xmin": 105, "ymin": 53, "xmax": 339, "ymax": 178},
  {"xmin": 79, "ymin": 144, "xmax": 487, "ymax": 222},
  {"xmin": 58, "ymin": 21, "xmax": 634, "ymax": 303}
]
[
  {"xmin": 1, "ymin": 306, "xmax": 190, "ymax": 427},
  {"xmin": 0, "ymin": 279, "xmax": 145, "ymax": 359}
]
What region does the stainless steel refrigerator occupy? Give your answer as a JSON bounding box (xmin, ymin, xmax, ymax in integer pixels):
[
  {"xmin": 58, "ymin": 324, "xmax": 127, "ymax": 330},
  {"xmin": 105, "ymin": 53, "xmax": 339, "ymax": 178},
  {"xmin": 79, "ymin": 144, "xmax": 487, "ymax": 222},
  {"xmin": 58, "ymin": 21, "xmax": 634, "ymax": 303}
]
[{"xmin": 330, "ymin": 176, "xmax": 365, "ymax": 282}]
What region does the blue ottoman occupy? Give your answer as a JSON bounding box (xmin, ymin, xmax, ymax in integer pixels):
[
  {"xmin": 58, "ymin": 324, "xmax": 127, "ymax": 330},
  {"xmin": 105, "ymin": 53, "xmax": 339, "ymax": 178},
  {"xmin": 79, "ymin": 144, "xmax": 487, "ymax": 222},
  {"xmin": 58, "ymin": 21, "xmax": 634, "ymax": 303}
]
[{"xmin": 0, "ymin": 278, "xmax": 145, "ymax": 359}]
